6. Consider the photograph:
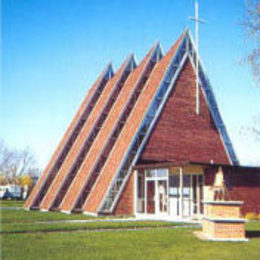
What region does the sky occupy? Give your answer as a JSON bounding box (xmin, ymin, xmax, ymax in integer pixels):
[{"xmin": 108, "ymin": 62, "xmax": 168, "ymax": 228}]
[{"xmin": 1, "ymin": 0, "xmax": 260, "ymax": 170}]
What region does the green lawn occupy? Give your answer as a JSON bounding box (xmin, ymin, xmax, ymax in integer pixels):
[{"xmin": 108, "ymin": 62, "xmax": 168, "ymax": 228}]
[
  {"xmin": 1, "ymin": 219, "xmax": 185, "ymax": 233},
  {"xmin": 0, "ymin": 208, "xmax": 188, "ymax": 233},
  {"xmin": 2, "ymin": 224, "xmax": 260, "ymax": 260},
  {"xmin": 1, "ymin": 202, "xmax": 260, "ymax": 260},
  {"xmin": 1, "ymin": 207, "xmax": 96, "ymax": 224},
  {"xmin": 0, "ymin": 202, "xmax": 135, "ymax": 223},
  {"xmin": 0, "ymin": 199, "xmax": 25, "ymax": 207},
  {"xmin": 0, "ymin": 207, "xmax": 187, "ymax": 233}
]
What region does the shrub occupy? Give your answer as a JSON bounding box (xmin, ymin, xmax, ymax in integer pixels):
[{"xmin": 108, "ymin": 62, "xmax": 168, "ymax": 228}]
[{"xmin": 245, "ymin": 212, "xmax": 258, "ymax": 220}]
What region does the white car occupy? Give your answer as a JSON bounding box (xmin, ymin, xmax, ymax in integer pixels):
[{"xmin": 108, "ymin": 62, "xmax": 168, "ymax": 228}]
[{"xmin": 0, "ymin": 184, "xmax": 21, "ymax": 199}]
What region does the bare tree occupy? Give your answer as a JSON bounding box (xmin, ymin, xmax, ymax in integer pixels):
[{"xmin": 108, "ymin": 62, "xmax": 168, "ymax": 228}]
[
  {"xmin": 17, "ymin": 149, "xmax": 36, "ymax": 176},
  {"xmin": 251, "ymin": 115, "xmax": 260, "ymax": 139},
  {"xmin": 239, "ymin": 1, "xmax": 260, "ymax": 146},
  {"xmin": 240, "ymin": 115, "xmax": 260, "ymax": 140},
  {"xmin": 0, "ymin": 142, "xmax": 18, "ymax": 179},
  {"xmin": 0, "ymin": 141, "xmax": 39, "ymax": 183},
  {"xmin": 243, "ymin": 0, "xmax": 260, "ymax": 84}
]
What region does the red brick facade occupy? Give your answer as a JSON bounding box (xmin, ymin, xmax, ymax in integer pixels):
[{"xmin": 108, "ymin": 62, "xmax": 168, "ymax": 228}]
[
  {"xmin": 228, "ymin": 170, "xmax": 260, "ymax": 215},
  {"xmin": 139, "ymin": 59, "xmax": 230, "ymax": 165},
  {"xmin": 114, "ymin": 172, "xmax": 134, "ymax": 215},
  {"xmin": 205, "ymin": 167, "xmax": 260, "ymax": 215}
]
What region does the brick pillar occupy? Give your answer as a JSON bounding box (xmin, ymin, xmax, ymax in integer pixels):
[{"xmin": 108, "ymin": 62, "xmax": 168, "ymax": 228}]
[{"xmin": 202, "ymin": 201, "xmax": 248, "ymax": 241}]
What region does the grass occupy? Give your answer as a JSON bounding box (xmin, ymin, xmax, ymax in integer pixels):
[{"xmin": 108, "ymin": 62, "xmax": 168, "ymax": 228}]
[
  {"xmin": 0, "ymin": 208, "xmax": 187, "ymax": 233},
  {"xmin": 1, "ymin": 207, "xmax": 96, "ymax": 224},
  {"xmin": 1, "ymin": 219, "xmax": 184, "ymax": 233},
  {"xmin": 1, "ymin": 224, "xmax": 260, "ymax": 260},
  {"xmin": 0, "ymin": 199, "xmax": 25, "ymax": 207},
  {"xmin": 1, "ymin": 202, "xmax": 134, "ymax": 223},
  {"xmin": 1, "ymin": 201, "xmax": 260, "ymax": 260}
]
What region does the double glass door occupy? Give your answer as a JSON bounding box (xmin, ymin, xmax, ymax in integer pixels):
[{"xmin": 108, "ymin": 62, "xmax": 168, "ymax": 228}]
[{"xmin": 136, "ymin": 168, "xmax": 168, "ymax": 216}]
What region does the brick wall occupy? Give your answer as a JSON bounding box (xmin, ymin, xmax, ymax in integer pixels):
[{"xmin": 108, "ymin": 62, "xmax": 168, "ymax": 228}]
[
  {"xmin": 228, "ymin": 170, "xmax": 260, "ymax": 215},
  {"xmin": 205, "ymin": 204, "xmax": 240, "ymax": 218},
  {"xmin": 114, "ymin": 172, "xmax": 134, "ymax": 215},
  {"xmin": 204, "ymin": 167, "xmax": 260, "ymax": 215},
  {"xmin": 139, "ymin": 60, "xmax": 230, "ymax": 165},
  {"xmin": 203, "ymin": 202, "xmax": 246, "ymax": 240},
  {"xmin": 203, "ymin": 221, "xmax": 245, "ymax": 239}
]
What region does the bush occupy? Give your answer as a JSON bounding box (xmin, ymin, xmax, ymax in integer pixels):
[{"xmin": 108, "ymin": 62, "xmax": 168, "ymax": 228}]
[{"xmin": 245, "ymin": 212, "xmax": 258, "ymax": 220}]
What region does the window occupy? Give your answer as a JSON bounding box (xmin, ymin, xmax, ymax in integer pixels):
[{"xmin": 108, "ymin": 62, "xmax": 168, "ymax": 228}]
[
  {"xmin": 137, "ymin": 172, "xmax": 145, "ymax": 213},
  {"xmin": 146, "ymin": 169, "xmax": 156, "ymax": 178},
  {"xmin": 157, "ymin": 168, "xmax": 168, "ymax": 178}
]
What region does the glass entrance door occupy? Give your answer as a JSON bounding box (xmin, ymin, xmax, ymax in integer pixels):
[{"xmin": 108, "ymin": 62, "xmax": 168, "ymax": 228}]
[
  {"xmin": 157, "ymin": 180, "xmax": 168, "ymax": 214},
  {"xmin": 145, "ymin": 179, "xmax": 168, "ymax": 215},
  {"xmin": 142, "ymin": 168, "xmax": 169, "ymax": 216}
]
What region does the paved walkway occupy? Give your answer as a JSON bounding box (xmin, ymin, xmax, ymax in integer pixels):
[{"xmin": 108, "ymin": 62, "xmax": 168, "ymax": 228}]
[
  {"xmin": 2, "ymin": 224, "xmax": 201, "ymax": 235},
  {"xmin": 33, "ymin": 217, "xmax": 201, "ymax": 225},
  {"xmin": 0, "ymin": 207, "xmax": 24, "ymax": 210}
]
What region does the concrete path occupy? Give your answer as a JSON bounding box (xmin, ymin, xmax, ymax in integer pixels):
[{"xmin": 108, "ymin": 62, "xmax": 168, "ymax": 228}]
[
  {"xmin": 0, "ymin": 207, "xmax": 24, "ymax": 210},
  {"xmin": 2, "ymin": 224, "xmax": 201, "ymax": 235},
  {"xmin": 33, "ymin": 218, "xmax": 201, "ymax": 225}
]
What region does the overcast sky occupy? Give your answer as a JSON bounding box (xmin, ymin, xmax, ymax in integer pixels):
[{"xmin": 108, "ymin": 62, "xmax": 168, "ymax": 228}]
[{"xmin": 2, "ymin": 0, "xmax": 260, "ymax": 169}]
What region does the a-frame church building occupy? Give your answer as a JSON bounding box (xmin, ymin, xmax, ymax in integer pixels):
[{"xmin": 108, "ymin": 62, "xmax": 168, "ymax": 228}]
[{"xmin": 25, "ymin": 30, "xmax": 260, "ymax": 218}]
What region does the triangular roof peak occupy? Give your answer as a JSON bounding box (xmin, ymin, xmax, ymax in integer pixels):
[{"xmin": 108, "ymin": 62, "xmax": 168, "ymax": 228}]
[
  {"xmin": 149, "ymin": 41, "xmax": 163, "ymax": 62},
  {"xmin": 105, "ymin": 62, "xmax": 114, "ymax": 79},
  {"xmin": 124, "ymin": 53, "xmax": 137, "ymax": 72},
  {"xmin": 157, "ymin": 28, "xmax": 239, "ymax": 165},
  {"xmin": 105, "ymin": 29, "xmax": 238, "ymax": 166}
]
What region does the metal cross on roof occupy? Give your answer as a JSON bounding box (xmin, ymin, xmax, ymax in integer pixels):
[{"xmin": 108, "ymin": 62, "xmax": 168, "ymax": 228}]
[{"xmin": 189, "ymin": 0, "xmax": 205, "ymax": 115}]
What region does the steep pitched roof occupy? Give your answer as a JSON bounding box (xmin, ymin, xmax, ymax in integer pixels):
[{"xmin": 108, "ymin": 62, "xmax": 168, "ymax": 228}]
[
  {"xmin": 25, "ymin": 29, "xmax": 238, "ymax": 215},
  {"xmin": 85, "ymin": 32, "xmax": 187, "ymax": 214},
  {"xmin": 25, "ymin": 63, "xmax": 114, "ymax": 210},
  {"xmin": 92, "ymin": 30, "xmax": 238, "ymax": 214},
  {"xmin": 39, "ymin": 55, "xmax": 136, "ymax": 211},
  {"xmin": 60, "ymin": 43, "xmax": 163, "ymax": 213}
]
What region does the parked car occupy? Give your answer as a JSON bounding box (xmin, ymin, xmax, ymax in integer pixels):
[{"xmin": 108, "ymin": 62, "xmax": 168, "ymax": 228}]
[{"xmin": 0, "ymin": 184, "xmax": 22, "ymax": 199}]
